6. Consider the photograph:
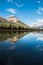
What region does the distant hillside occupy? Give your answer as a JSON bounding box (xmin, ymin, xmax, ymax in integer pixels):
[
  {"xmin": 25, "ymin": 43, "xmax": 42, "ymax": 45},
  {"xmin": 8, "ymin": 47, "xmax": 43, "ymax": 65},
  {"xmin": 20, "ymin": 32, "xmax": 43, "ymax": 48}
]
[
  {"xmin": 34, "ymin": 24, "xmax": 43, "ymax": 29},
  {"xmin": 0, "ymin": 17, "xmax": 8, "ymax": 22},
  {"xmin": 0, "ymin": 16, "xmax": 30, "ymax": 30},
  {"xmin": 6, "ymin": 16, "xmax": 30, "ymax": 28},
  {"xmin": 37, "ymin": 26, "xmax": 43, "ymax": 29}
]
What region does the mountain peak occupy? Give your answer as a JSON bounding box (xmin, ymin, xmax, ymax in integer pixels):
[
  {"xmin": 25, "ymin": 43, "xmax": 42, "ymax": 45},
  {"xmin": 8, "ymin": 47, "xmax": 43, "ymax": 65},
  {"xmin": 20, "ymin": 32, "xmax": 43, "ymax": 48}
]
[
  {"xmin": 7, "ymin": 16, "xmax": 18, "ymax": 23},
  {"xmin": 7, "ymin": 16, "xmax": 16, "ymax": 18}
]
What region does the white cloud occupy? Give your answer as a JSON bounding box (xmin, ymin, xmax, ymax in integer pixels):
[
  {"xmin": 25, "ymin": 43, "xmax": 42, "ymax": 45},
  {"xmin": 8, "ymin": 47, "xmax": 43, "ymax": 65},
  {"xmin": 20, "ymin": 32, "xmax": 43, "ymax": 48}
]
[
  {"xmin": 34, "ymin": 18, "xmax": 43, "ymax": 26},
  {"xmin": 7, "ymin": 0, "xmax": 13, "ymax": 4},
  {"xmin": 37, "ymin": 19, "xmax": 43, "ymax": 22},
  {"xmin": 37, "ymin": 0, "xmax": 40, "ymax": 3},
  {"xmin": 37, "ymin": 10, "xmax": 41, "ymax": 14},
  {"xmin": 15, "ymin": 1, "xmax": 23, "ymax": 8},
  {"xmin": 9, "ymin": 14, "xmax": 14, "ymax": 17},
  {"xmin": 29, "ymin": 23, "xmax": 37, "ymax": 27},
  {"xmin": 6, "ymin": 8, "xmax": 16, "ymax": 14},
  {"xmin": 29, "ymin": 18, "xmax": 43, "ymax": 27},
  {"xmin": 39, "ymin": 7, "xmax": 43, "ymax": 11},
  {"xmin": 37, "ymin": 7, "xmax": 43, "ymax": 14}
]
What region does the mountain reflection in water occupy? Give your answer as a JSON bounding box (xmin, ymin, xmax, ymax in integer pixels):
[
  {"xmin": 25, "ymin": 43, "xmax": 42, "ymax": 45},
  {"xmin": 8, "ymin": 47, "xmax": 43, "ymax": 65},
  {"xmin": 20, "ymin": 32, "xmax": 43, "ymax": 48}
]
[
  {"xmin": 0, "ymin": 32, "xmax": 28, "ymax": 65},
  {"xmin": 0, "ymin": 32, "xmax": 43, "ymax": 65},
  {"xmin": 0, "ymin": 32, "xmax": 28, "ymax": 43}
]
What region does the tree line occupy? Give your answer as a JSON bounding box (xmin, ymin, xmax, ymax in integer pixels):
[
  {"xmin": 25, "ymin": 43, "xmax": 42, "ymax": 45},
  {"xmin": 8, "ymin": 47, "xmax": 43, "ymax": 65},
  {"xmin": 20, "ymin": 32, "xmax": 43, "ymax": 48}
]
[{"xmin": 0, "ymin": 23, "xmax": 29, "ymax": 30}]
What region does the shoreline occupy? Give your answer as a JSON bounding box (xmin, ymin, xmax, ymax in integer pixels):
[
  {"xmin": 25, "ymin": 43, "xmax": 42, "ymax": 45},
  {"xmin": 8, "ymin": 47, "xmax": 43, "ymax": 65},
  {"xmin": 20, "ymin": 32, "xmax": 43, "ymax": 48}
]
[{"xmin": 0, "ymin": 30, "xmax": 43, "ymax": 32}]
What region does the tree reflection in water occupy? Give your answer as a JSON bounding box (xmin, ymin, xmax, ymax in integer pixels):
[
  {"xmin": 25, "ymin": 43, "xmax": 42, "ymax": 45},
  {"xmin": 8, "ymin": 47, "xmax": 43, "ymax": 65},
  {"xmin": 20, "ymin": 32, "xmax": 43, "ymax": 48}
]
[
  {"xmin": 0, "ymin": 31, "xmax": 28, "ymax": 65},
  {"xmin": 0, "ymin": 32, "xmax": 28, "ymax": 42}
]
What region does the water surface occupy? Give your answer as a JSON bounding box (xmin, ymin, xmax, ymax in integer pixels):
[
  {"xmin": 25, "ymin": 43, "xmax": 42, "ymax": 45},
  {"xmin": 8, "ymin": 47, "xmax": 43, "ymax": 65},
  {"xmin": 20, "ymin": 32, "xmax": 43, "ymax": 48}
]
[{"xmin": 0, "ymin": 32, "xmax": 43, "ymax": 65}]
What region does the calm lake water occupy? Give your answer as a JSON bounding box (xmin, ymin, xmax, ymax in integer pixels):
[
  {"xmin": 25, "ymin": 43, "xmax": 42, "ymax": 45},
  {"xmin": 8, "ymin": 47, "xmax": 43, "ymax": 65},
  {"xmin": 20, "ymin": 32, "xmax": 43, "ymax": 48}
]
[{"xmin": 0, "ymin": 32, "xmax": 43, "ymax": 65}]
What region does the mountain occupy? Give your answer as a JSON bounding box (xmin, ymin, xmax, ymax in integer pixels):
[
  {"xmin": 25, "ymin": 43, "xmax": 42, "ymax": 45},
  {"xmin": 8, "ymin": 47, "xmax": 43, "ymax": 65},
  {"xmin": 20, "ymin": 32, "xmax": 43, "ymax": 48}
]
[
  {"xmin": 37, "ymin": 25, "xmax": 43, "ymax": 29},
  {"xmin": 6, "ymin": 16, "xmax": 30, "ymax": 29},
  {"xmin": 0, "ymin": 17, "xmax": 8, "ymax": 23},
  {"xmin": 33, "ymin": 24, "xmax": 43, "ymax": 29},
  {"xmin": 7, "ymin": 16, "xmax": 18, "ymax": 23},
  {"xmin": 0, "ymin": 16, "xmax": 30, "ymax": 29}
]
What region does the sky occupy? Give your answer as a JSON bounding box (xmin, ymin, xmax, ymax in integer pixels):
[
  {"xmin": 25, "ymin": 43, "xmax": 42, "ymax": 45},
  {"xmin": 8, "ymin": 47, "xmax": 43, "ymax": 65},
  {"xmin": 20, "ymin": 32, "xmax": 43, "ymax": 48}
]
[{"xmin": 0, "ymin": 0, "xmax": 43, "ymax": 26}]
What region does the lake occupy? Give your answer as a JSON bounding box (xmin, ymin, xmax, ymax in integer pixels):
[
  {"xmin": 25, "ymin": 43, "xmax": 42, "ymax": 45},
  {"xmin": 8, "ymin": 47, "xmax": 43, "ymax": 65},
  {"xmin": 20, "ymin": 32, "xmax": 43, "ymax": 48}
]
[{"xmin": 0, "ymin": 31, "xmax": 43, "ymax": 65}]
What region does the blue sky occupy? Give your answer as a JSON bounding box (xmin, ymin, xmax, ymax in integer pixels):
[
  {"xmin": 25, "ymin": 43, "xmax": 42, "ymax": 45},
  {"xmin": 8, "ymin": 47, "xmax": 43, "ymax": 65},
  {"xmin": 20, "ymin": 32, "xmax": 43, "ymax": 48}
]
[{"xmin": 0, "ymin": 0, "xmax": 43, "ymax": 26}]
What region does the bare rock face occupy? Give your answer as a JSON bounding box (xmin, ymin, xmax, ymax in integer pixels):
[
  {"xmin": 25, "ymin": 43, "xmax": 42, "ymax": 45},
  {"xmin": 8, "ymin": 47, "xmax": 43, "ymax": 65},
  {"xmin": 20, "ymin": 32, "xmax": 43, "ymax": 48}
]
[{"xmin": 6, "ymin": 16, "xmax": 18, "ymax": 23}]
